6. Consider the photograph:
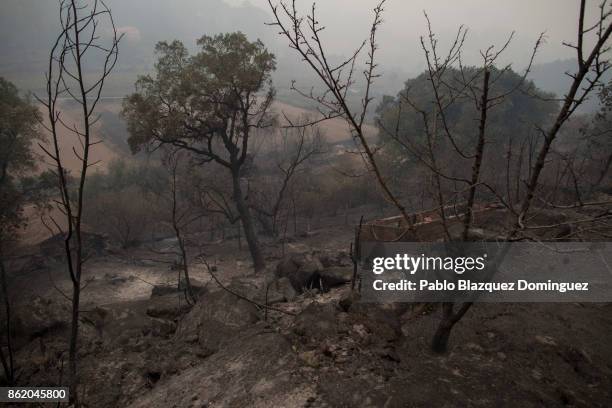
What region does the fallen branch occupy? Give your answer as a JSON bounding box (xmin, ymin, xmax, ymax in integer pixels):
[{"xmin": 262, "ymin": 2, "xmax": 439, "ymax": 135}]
[{"xmin": 202, "ymin": 260, "xmax": 296, "ymax": 316}]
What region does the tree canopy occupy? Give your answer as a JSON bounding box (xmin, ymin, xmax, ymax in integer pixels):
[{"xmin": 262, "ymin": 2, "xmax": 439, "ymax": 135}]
[
  {"xmin": 0, "ymin": 77, "xmax": 40, "ymax": 243},
  {"xmin": 376, "ymin": 66, "xmax": 557, "ymax": 157},
  {"xmin": 122, "ymin": 31, "xmax": 276, "ymax": 167}
]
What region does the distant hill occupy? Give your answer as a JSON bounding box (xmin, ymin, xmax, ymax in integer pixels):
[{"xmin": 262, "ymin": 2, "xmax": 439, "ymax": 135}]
[{"xmin": 3, "ymin": 3, "xmax": 605, "ymax": 118}]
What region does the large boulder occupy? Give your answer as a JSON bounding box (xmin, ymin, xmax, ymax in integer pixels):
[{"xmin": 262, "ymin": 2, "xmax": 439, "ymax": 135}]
[
  {"xmin": 255, "ymin": 277, "xmax": 297, "ymax": 305},
  {"xmin": 319, "ymin": 250, "xmax": 352, "ymax": 268},
  {"xmin": 175, "ymin": 283, "xmax": 260, "ymax": 352},
  {"xmin": 273, "ymin": 277, "xmax": 297, "ymax": 302},
  {"xmin": 275, "ymin": 254, "xmax": 324, "ymax": 292},
  {"xmin": 275, "ymin": 253, "xmax": 354, "ymax": 293}
]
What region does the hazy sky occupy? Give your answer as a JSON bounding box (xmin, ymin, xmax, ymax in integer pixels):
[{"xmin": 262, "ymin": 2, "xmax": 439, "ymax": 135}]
[
  {"xmin": 233, "ymin": 0, "xmax": 602, "ymax": 72},
  {"xmin": 1, "ymin": 0, "xmax": 606, "ymax": 96}
]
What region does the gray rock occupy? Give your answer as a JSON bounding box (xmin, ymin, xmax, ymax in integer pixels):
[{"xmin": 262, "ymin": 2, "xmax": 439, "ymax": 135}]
[
  {"xmin": 275, "ymin": 256, "xmax": 300, "ymax": 278},
  {"xmin": 175, "ymin": 283, "xmax": 260, "ymax": 352},
  {"xmin": 257, "ymin": 277, "xmax": 297, "ymax": 305},
  {"xmin": 319, "ymin": 251, "xmax": 352, "ymax": 268},
  {"xmin": 275, "ymin": 254, "xmax": 324, "ymax": 292},
  {"xmin": 275, "ymin": 277, "xmax": 297, "ymax": 302}
]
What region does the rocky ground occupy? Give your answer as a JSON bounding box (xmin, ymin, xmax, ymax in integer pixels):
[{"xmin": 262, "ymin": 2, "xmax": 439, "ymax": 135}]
[{"xmin": 4, "ymin": 223, "xmax": 612, "ymax": 407}]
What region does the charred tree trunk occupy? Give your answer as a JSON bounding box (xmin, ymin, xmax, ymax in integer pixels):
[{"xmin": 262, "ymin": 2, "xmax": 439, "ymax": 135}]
[
  {"xmin": 68, "ymin": 276, "xmax": 80, "ymax": 395},
  {"xmin": 232, "ymin": 170, "xmax": 266, "ymax": 272},
  {"xmin": 254, "ymin": 211, "xmax": 276, "ymax": 237},
  {"xmin": 594, "ymin": 152, "xmax": 612, "ymax": 189},
  {"xmin": 431, "ymin": 302, "xmax": 473, "ymax": 353},
  {"xmin": 462, "ymin": 69, "xmax": 490, "ymax": 240},
  {"xmin": 171, "ymin": 167, "xmax": 195, "ymax": 303},
  {"xmin": 516, "ymin": 18, "xmax": 612, "ymax": 229},
  {"xmin": 0, "ymin": 255, "xmax": 14, "ymax": 385},
  {"xmin": 175, "ymin": 231, "xmax": 195, "ymax": 303},
  {"xmin": 36, "ymin": 1, "xmax": 122, "ymax": 403}
]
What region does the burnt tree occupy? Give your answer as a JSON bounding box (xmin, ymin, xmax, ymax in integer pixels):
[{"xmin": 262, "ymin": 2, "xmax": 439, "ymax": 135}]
[{"xmin": 36, "ymin": 0, "xmax": 121, "ymax": 402}]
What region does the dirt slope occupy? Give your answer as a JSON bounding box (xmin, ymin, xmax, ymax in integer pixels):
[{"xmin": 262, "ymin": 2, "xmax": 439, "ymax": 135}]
[{"xmin": 35, "ymin": 101, "xmax": 119, "ymax": 175}]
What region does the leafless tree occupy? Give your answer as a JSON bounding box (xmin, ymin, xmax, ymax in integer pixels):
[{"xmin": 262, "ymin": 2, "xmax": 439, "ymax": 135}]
[
  {"xmin": 374, "ymin": 14, "xmax": 544, "ymax": 350},
  {"xmin": 267, "ymin": 0, "xmax": 413, "ymax": 227},
  {"xmin": 35, "ymin": 0, "xmax": 121, "ymax": 402},
  {"xmin": 250, "ymin": 120, "xmax": 324, "ymax": 236},
  {"xmin": 0, "ymin": 255, "xmax": 14, "ymax": 385},
  {"xmin": 269, "ymin": 0, "xmax": 611, "ymax": 353},
  {"xmin": 159, "ymin": 149, "xmax": 204, "ymax": 304},
  {"xmin": 515, "ymin": 1, "xmax": 611, "ymax": 231},
  {"xmin": 414, "ymin": 2, "xmax": 611, "ymax": 352}
]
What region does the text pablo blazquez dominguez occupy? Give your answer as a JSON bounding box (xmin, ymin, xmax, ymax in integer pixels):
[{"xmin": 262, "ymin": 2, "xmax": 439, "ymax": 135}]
[{"xmin": 370, "ymin": 254, "xmax": 589, "ymax": 293}]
